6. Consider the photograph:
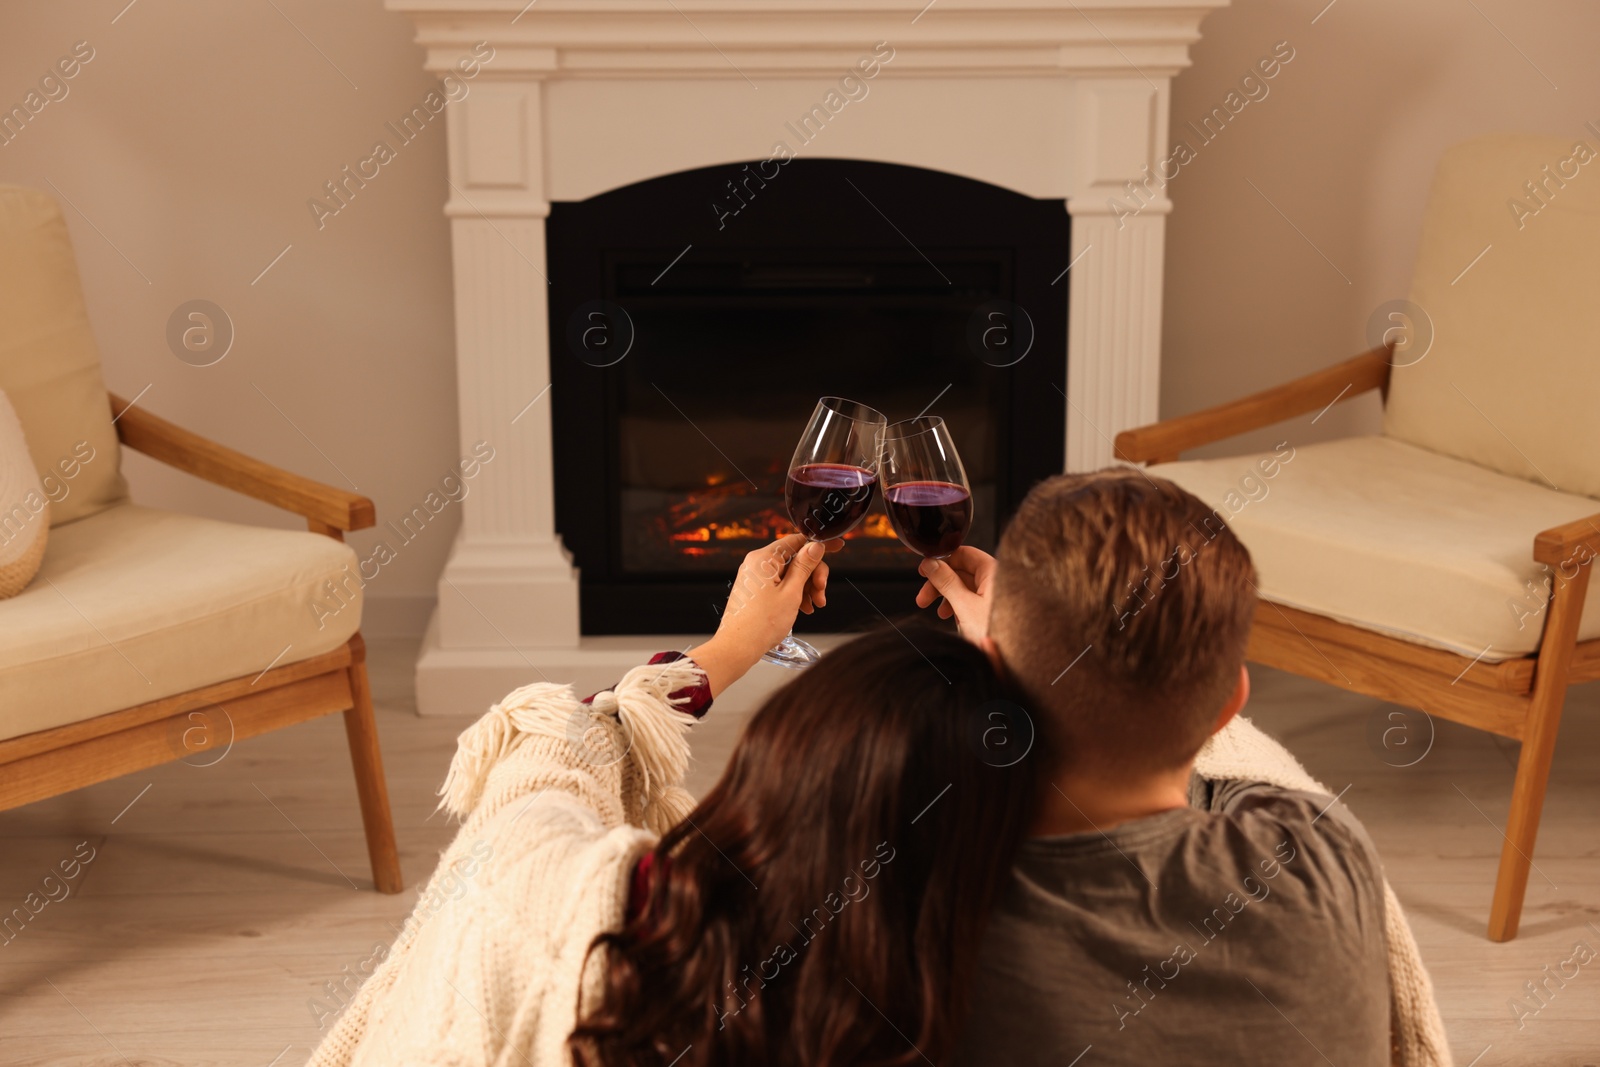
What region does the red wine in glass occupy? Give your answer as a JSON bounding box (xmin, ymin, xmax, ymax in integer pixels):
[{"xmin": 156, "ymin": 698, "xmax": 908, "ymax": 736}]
[
  {"xmin": 785, "ymin": 463, "xmax": 878, "ymax": 541},
  {"xmin": 761, "ymin": 398, "xmax": 887, "ymax": 670},
  {"xmin": 884, "ymin": 480, "xmax": 972, "ymax": 559},
  {"xmin": 881, "ymin": 416, "xmax": 972, "ymax": 561}
]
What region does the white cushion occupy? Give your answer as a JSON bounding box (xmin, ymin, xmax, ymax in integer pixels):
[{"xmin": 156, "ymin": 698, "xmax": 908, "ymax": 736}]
[
  {"xmin": 0, "ymin": 186, "xmax": 130, "ymax": 525},
  {"xmin": 1384, "ymin": 133, "xmax": 1600, "ymax": 500},
  {"xmin": 0, "ymin": 503, "xmax": 362, "ymax": 742},
  {"xmin": 1152, "ymin": 436, "xmax": 1600, "ymax": 661},
  {"xmin": 0, "ymin": 389, "xmax": 49, "ymax": 597}
]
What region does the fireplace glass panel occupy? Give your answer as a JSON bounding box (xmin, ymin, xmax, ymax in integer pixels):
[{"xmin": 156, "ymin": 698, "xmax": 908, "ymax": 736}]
[
  {"xmin": 548, "ymin": 159, "xmax": 1069, "ymax": 634},
  {"xmin": 613, "ymin": 253, "xmax": 1003, "ymax": 574}
]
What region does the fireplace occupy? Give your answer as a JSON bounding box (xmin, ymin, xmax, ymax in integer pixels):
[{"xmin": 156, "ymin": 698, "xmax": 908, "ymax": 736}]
[
  {"xmin": 385, "ymin": 0, "xmax": 1227, "ymax": 712},
  {"xmin": 548, "ymin": 160, "xmax": 1069, "ymax": 633}
]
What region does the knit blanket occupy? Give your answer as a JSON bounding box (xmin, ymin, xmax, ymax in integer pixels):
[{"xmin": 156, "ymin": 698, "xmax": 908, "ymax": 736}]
[
  {"xmin": 1195, "ymin": 717, "xmax": 1453, "ymax": 1067},
  {"xmin": 307, "ymin": 657, "xmax": 705, "ymax": 1067},
  {"xmin": 307, "ymin": 669, "xmax": 1450, "ymax": 1067}
]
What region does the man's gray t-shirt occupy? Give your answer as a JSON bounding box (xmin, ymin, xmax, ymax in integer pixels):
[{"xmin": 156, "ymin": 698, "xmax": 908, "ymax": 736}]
[{"xmin": 955, "ymin": 780, "xmax": 1390, "ymax": 1066}]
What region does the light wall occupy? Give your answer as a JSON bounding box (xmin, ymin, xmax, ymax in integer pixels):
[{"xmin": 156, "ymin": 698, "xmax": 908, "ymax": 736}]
[
  {"xmin": 4, "ymin": 0, "xmax": 1595, "ymax": 634},
  {"xmin": 1, "ymin": 1, "xmax": 461, "ymax": 636},
  {"xmin": 1163, "ymin": 0, "xmax": 1600, "ymax": 458}
]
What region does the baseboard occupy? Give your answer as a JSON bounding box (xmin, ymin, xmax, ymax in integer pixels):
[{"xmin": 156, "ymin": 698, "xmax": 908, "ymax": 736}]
[
  {"xmin": 410, "ymin": 612, "xmax": 852, "ymax": 716},
  {"xmin": 412, "ymin": 614, "xmax": 702, "ymax": 716}
]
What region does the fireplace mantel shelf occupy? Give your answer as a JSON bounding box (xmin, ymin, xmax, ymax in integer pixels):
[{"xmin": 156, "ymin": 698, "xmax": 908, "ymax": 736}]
[
  {"xmin": 390, "ymin": 0, "xmax": 1217, "ymax": 76},
  {"xmin": 386, "ymin": 0, "xmax": 1227, "ymax": 713}
]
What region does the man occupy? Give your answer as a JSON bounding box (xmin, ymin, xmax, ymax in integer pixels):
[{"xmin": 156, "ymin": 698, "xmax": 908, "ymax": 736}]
[{"xmin": 914, "ymin": 469, "xmax": 1398, "ymax": 1065}]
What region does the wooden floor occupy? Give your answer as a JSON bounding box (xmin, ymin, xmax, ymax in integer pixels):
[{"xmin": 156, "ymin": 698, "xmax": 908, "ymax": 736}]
[{"xmin": 3, "ymin": 637, "xmax": 1597, "ymax": 1065}]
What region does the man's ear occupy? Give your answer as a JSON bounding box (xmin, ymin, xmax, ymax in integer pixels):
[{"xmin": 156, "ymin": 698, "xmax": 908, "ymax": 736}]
[
  {"xmin": 977, "ymin": 634, "xmax": 1007, "ymax": 680},
  {"xmin": 1213, "ymin": 664, "xmax": 1250, "ymax": 735}
]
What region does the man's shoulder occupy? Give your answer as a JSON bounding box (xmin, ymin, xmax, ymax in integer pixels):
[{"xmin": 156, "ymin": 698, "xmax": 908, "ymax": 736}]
[
  {"xmin": 1168, "ymin": 779, "xmax": 1388, "ymax": 941},
  {"xmin": 1015, "ymin": 781, "xmax": 1385, "ymax": 924},
  {"xmin": 1201, "ymin": 779, "xmax": 1380, "ymax": 866}
]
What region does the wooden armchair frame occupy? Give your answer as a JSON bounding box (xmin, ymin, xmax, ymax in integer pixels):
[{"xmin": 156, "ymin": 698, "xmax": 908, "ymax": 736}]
[
  {"xmin": 1115, "ymin": 345, "xmax": 1599, "ymax": 942},
  {"xmin": 0, "ymin": 394, "xmax": 402, "ymax": 894}
]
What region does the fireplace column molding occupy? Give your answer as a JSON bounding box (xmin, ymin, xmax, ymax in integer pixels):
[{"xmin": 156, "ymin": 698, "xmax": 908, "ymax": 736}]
[
  {"xmin": 432, "ymin": 76, "xmax": 583, "ymax": 663},
  {"xmin": 389, "ymin": 0, "xmax": 1223, "ymax": 714}
]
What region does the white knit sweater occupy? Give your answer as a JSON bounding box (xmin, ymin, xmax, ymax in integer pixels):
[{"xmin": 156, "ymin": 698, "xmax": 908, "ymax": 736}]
[
  {"xmin": 307, "ymin": 658, "xmax": 704, "ymax": 1067},
  {"xmin": 307, "ymin": 665, "xmax": 1451, "ymax": 1067}
]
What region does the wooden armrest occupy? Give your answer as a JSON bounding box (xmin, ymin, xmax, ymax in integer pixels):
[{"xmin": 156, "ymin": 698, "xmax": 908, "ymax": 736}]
[
  {"xmin": 1114, "ymin": 345, "xmax": 1393, "ymax": 464},
  {"xmin": 1534, "ymin": 512, "xmax": 1600, "ymax": 569},
  {"xmin": 110, "ymin": 393, "xmax": 375, "ymax": 532}
]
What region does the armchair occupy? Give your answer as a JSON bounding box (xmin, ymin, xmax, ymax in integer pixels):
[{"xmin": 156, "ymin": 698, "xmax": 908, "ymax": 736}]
[
  {"xmin": 0, "ymin": 185, "xmax": 400, "ymax": 894},
  {"xmin": 1115, "ymin": 134, "xmax": 1600, "ymax": 941}
]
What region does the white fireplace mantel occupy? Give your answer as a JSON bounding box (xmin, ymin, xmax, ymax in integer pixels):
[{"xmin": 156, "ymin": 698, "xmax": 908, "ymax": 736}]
[{"xmin": 386, "ymin": 0, "xmax": 1226, "ymax": 714}]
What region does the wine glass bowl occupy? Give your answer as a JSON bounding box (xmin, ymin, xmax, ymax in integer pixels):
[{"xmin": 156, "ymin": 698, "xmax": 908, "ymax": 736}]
[
  {"xmin": 784, "ymin": 463, "xmax": 878, "ymax": 540},
  {"xmin": 881, "ymin": 416, "xmax": 972, "ymax": 560},
  {"xmin": 761, "ymin": 397, "xmax": 886, "ymax": 669}
]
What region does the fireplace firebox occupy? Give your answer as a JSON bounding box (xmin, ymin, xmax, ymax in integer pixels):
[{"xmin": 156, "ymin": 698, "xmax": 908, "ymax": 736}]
[{"xmin": 549, "ymin": 160, "xmax": 1070, "ymax": 634}]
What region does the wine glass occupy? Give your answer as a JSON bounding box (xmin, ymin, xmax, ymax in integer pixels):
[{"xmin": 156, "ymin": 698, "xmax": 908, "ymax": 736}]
[
  {"xmin": 881, "ymin": 416, "xmax": 972, "ymax": 561},
  {"xmin": 761, "ymin": 396, "xmax": 886, "ymax": 669}
]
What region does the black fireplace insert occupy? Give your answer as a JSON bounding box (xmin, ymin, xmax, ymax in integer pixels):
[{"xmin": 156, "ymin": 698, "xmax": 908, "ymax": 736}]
[{"xmin": 548, "ymin": 159, "xmax": 1070, "ymax": 634}]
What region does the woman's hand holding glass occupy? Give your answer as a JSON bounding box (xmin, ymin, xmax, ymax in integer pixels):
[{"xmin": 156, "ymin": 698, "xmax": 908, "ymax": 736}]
[{"xmin": 694, "ymin": 534, "xmax": 842, "ymax": 695}]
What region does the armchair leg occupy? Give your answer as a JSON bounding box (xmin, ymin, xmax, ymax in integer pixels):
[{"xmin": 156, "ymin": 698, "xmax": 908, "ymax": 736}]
[
  {"xmin": 1487, "ymin": 684, "xmax": 1567, "ymax": 941},
  {"xmin": 1487, "ymin": 565, "xmax": 1588, "ymax": 942},
  {"xmin": 343, "ymin": 636, "xmax": 403, "ymax": 894}
]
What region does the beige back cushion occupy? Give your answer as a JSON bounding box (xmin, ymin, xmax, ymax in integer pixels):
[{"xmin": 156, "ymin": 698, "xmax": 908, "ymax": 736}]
[
  {"xmin": 1384, "ymin": 133, "xmax": 1600, "ymax": 500},
  {"xmin": 0, "ymin": 186, "xmax": 128, "ymax": 525}
]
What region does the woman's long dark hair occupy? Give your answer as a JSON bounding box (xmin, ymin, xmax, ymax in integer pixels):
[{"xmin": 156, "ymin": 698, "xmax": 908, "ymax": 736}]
[{"xmin": 570, "ymin": 623, "xmax": 1042, "ymax": 1067}]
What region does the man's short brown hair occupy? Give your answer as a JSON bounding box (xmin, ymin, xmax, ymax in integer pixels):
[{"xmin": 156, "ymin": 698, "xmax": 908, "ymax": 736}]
[{"xmin": 991, "ymin": 469, "xmax": 1257, "ymax": 774}]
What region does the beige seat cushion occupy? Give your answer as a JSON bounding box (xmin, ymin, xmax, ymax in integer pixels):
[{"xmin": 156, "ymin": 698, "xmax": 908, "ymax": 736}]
[
  {"xmin": 0, "ymin": 504, "xmax": 362, "ymax": 742},
  {"xmin": 1384, "ymin": 133, "xmax": 1600, "ymax": 499},
  {"xmin": 1152, "ymin": 436, "xmax": 1600, "ymax": 662},
  {"xmin": 0, "ymin": 186, "xmax": 129, "ymax": 525}
]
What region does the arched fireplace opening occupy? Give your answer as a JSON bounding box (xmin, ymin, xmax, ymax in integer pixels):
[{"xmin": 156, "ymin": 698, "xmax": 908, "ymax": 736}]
[{"xmin": 548, "ymin": 159, "xmax": 1070, "ymax": 634}]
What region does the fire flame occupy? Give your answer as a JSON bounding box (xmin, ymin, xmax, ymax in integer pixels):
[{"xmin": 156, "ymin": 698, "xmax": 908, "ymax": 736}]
[{"xmin": 659, "ymin": 478, "xmax": 895, "ymax": 550}]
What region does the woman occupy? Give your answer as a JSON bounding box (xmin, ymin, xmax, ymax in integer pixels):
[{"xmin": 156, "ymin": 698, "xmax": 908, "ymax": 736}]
[{"xmin": 309, "ymin": 535, "xmax": 1041, "ymax": 1067}]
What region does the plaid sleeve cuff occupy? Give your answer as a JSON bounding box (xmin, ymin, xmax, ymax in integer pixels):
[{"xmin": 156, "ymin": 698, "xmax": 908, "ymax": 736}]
[{"xmin": 646, "ymin": 650, "xmax": 714, "ymax": 717}]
